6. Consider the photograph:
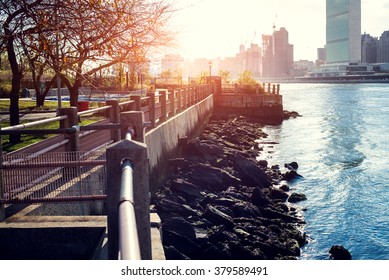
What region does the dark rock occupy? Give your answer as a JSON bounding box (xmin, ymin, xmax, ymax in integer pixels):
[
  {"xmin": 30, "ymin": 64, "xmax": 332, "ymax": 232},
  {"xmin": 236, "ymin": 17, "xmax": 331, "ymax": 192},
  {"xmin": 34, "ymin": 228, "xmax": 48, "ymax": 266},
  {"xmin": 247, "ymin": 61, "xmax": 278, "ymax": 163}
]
[
  {"xmin": 284, "ymin": 162, "xmax": 299, "ymax": 170},
  {"xmin": 169, "ymin": 158, "xmax": 192, "ymax": 171},
  {"xmin": 273, "ymin": 202, "xmax": 289, "ymax": 213},
  {"xmin": 231, "ymin": 153, "xmax": 271, "ymax": 188},
  {"xmin": 157, "ymin": 114, "xmax": 307, "ymax": 261},
  {"xmin": 283, "ymin": 110, "xmax": 302, "ymax": 120},
  {"xmin": 164, "ymin": 246, "xmax": 190, "ymax": 260},
  {"xmin": 269, "ymin": 188, "xmax": 289, "ymax": 201},
  {"xmin": 213, "ymin": 205, "xmax": 235, "ymax": 218},
  {"xmin": 251, "ymin": 187, "xmax": 272, "ymax": 207},
  {"xmin": 163, "ymin": 230, "xmax": 202, "ymax": 258},
  {"xmin": 203, "ymin": 205, "xmax": 235, "ymax": 227},
  {"xmin": 286, "ymin": 239, "xmax": 301, "ymax": 256},
  {"xmin": 171, "ymin": 178, "xmax": 203, "ymax": 198},
  {"xmin": 162, "ymin": 217, "xmax": 196, "ymax": 241},
  {"xmin": 157, "ymin": 198, "xmax": 199, "ymax": 217},
  {"xmin": 282, "ymin": 170, "xmax": 303, "ymax": 181},
  {"xmin": 199, "ymin": 193, "xmax": 218, "ymax": 208},
  {"xmin": 213, "ymin": 197, "xmax": 236, "ymax": 207},
  {"xmin": 187, "ymin": 163, "xmax": 242, "ymax": 192},
  {"xmin": 232, "ymin": 202, "xmax": 261, "ymax": 218},
  {"xmin": 288, "ymin": 193, "xmax": 307, "ymax": 203},
  {"xmin": 209, "ymin": 225, "xmax": 238, "ymax": 244},
  {"xmin": 222, "ymin": 186, "xmax": 250, "ymax": 201},
  {"xmin": 262, "ymin": 208, "xmax": 302, "ymax": 223},
  {"xmin": 229, "ymin": 241, "xmax": 266, "ymax": 260},
  {"xmin": 198, "ymin": 243, "xmax": 226, "ymax": 260},
  {"xmin": 194, "ymin": 140, "xmax": 225, "ymax": 159},
  {"xmin": 329, "ymin": 245, "xmax": 352, "ymax": 260},
  {"xmin": 279, "ymin": 184, "xmax": 290, "ymax": 192},
  {"xmin": 257, "ymin": 160, "xmax": 268, "ymax": 168},
  {"xmin": 287, "ymin": 226, "xmax": 307, "ymax": 246}
]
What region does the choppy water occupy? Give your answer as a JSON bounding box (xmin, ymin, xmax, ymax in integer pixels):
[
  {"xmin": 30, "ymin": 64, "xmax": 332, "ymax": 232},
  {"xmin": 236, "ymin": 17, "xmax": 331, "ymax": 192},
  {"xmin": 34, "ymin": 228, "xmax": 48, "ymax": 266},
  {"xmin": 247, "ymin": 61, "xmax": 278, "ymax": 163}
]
[{"xmin": 259, "ymin": 83, "xmax": 389, "ymax": 260}]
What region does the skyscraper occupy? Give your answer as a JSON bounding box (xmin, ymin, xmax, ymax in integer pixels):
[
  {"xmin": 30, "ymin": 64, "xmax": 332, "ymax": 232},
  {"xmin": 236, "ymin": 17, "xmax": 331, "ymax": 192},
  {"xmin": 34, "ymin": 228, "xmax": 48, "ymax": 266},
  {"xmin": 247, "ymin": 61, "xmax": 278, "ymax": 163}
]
[
  {"xmin": 326, "ymin": 0, "xmax": 361, "ymax": 64},
  {"xmin": 262, "ymin": 28, "xmax": 294, "ymax": 77}
]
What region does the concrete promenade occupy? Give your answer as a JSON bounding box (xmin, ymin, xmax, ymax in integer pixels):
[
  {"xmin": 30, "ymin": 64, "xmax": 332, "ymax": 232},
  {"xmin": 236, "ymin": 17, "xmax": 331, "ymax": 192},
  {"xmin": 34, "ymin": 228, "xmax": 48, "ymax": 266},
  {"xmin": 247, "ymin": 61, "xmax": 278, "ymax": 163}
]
[{"xmin": 0, "ymin": 83, "xmax": 283, "ymax": 260}]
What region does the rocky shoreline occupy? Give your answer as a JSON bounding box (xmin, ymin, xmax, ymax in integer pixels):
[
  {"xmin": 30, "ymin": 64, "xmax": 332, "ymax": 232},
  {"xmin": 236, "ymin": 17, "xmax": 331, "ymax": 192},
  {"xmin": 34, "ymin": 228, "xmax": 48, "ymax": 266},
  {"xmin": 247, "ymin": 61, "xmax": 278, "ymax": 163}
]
[{"xmin": 154, "ymin": 113, "xmax": 308, "ymax": 260}]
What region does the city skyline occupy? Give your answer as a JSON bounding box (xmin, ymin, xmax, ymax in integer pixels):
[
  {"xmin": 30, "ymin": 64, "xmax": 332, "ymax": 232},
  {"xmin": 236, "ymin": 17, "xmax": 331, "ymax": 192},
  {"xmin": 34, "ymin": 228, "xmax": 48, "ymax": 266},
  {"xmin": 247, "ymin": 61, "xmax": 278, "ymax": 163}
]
[{"xmin": 171, "ymin": 0, "xmax": 389, "ymax": 62}]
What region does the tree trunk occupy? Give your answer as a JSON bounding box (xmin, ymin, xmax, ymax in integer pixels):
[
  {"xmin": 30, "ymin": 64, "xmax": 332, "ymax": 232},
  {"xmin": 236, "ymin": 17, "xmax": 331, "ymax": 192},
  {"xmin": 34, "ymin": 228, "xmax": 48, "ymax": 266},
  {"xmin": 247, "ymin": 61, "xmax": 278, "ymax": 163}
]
[
  {"xmin": 35, "ymin": 76, "xmax": 56, "ymax": 107},
  {"xmin": 7, "ymin": 37, "xmax": 22, "ymax": 144},
  {"xmin": 69, "ymin": 82, "xmax": 80, "ymax": 107}
]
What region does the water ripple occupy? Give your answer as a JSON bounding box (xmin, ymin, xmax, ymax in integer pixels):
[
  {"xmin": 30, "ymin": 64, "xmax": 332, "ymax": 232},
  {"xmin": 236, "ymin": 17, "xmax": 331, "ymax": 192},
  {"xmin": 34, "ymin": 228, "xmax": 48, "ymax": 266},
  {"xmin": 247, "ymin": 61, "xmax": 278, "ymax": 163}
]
[{"xmin": 262, "ymin": 83, "xmax": 389, "ymax": 260}]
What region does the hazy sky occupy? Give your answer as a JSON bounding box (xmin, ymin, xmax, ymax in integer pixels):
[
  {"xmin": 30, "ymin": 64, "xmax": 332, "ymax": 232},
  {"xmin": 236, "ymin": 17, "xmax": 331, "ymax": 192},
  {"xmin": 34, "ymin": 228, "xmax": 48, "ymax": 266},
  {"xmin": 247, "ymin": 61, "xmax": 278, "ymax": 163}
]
[{"xmin": 171, "ymin": 0, "xmax": 389, "ymax": 61}]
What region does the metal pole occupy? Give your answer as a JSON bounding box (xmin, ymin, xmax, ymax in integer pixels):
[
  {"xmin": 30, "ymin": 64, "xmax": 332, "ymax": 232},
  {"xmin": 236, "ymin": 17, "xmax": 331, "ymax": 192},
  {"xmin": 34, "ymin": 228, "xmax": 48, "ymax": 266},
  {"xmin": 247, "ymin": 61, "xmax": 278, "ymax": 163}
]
[
  {"xmin": 118, "ymin": 159, "xmax": 141, "ymax": 260},
  {"xmin": 55, "ymin": 0, "xmax": 62, "ymax": 110},
  {"xmin": 0, "ymin": 132, "xmax": 4, "ymax": 221}
]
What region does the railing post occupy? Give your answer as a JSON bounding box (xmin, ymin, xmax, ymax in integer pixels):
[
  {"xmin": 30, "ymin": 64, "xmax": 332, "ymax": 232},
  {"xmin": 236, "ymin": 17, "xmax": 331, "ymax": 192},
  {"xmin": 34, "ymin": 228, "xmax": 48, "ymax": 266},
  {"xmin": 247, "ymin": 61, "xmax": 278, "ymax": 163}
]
[
  {"xmin": 147, "ymin": 91, "xmax": 156, "ymax": 128},
  {"xmin": 0, "ymin": 150, "xmax": 4, "ymax": 221},
  {"xmin": 267, "ymin": 83, "xmax": 271, "ymax": 94},
  {"xmin": 120, "ymin": 111, "xmax": 145, "ymax": 143},
  {"xmin": 59, "ymin": 107, "xmax": 79, "ymax": 152},
  {"xmin": 106, "ymin": 100, "xmax": 120, "ymax": 142},
  {"xmin": 182, "ymin": 88, "xmax": 187, "ymax": 109},
  {"xmin": 189, "ymin": 87, "xmax": 193, "ymax": 106},
  {"xmin": 170, "ymin": 90, "xmax": 176, "ymax": 117},
  {"xmin": 177, "ymin": 89, "xmax": 182, "ymax": 113},
  {"xmin": 106, "ymin": 139, "xmax": 151, "ymax": 260},
  {"xmin": 272, "ymin": 84, "xmax": 276, "ymax": 95},
  {"xmin": 131, "ymin": 95, "xmax": 142, "ymax": 111},
  {"xmin": 160, "ymin": 90, "xmax": 167, "ymax": 122}
]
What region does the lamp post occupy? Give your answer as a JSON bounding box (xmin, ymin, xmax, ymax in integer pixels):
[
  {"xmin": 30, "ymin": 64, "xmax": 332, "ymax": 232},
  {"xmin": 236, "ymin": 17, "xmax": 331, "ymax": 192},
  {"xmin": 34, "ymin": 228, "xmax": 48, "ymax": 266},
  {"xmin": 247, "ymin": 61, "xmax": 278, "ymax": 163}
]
[
  {"xmin": 139, "ymin": 65, "xmax": 143, "ymax": 94},
  {"xmin": 55, "ymin": 0, "xmax": 62, "ymax": 110},
  {"xmin": 126, "ymin": 68, "xmax": 129, "ymax": 90},
  {"xmin": 208, "ymin": 61, "xmax": 212, "ymax": 79}
]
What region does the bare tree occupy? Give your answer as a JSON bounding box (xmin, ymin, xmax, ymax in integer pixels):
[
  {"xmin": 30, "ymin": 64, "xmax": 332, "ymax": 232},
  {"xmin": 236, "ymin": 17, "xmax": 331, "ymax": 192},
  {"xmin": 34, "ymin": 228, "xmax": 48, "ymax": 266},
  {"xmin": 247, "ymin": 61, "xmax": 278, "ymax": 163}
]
[
  {"xmin": 30, "ymin": 0, "xmax": 176, "ymax": 106},
  {"xmin": 0, "ymin": 0, "xmax": 44, "ymax": 143},
  {"xmin": 1, "ymin": 0, "xmax": 176, "ymax": 145}
]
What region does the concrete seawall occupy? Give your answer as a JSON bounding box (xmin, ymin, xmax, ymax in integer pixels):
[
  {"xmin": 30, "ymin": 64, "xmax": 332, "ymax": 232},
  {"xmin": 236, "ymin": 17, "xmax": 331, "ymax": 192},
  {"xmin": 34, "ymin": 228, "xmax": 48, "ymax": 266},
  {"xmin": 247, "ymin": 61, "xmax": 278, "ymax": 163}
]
[
  {"xmin": 215, "ymin": 93, "xmax": 283, "ymax": 123},
  {"xmin": 145, "ymin": 94, "xmax": 214, "ymax": 193}
]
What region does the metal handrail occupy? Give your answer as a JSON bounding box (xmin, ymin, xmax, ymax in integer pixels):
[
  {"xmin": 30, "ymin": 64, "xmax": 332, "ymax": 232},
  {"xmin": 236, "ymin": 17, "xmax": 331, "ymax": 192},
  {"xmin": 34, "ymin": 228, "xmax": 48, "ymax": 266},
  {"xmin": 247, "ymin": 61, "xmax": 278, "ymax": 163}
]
[
  {"xmin": 77, "ymin": 105, "xmax": 112, "ymax": 116},
  {"xmin": 118, "ymin": 157, "xmax": 141, "ymax": 260},
  {"xmin": 1, "ymin": 115, "xmax": 67, "ymax": 131}
]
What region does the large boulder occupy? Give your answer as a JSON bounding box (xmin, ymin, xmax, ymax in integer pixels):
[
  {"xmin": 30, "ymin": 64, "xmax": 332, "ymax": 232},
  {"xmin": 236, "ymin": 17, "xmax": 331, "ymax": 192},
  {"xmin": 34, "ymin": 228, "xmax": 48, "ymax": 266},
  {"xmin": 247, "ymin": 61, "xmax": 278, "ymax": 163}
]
[
  {"xmin": 232, "ymin": 201, "xmax": 261, "ymax": 218},
  {"xmin": 288, "ymin": 193, "xmax": 307, "ymax": 203},
  {"xmin": 203, "ymin": 205, "xmax": 235, "ymax": 227},
  {"xmin": 269, "ymin": 188, "xmax": 289, "ymax": 201},
  {"xmin": 231, "ymin": 153, "xmax": 271, "ymax": 188},
  {"xmin": 329, "ymin": 245, "xmax": 352, "ymax": 260},
  {"xmin": 251, "ymin": 187, "xmax": 272, "ymax": 207},
  {"xmin": 157, "ymin": 198, "xmax": 199, "ymax": 217},
  {"xmin": 170, "ymin": 178, "xmax": 203, "ymax": 198},
  {"xmin": 186, "ymin": 163, "xmax": 242, "ymax": 192},
  {"xmin": 161, "ymin": 216, "xmax": 196, "ymax": 241}
]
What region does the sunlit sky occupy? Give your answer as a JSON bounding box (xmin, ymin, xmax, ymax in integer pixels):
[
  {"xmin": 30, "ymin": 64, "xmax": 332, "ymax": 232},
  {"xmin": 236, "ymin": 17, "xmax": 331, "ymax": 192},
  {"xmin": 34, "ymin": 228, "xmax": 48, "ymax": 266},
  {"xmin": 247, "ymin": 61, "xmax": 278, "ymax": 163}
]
[{"xmin": 170, "ymin": 0, "xmax": 389, "ymax": 61}]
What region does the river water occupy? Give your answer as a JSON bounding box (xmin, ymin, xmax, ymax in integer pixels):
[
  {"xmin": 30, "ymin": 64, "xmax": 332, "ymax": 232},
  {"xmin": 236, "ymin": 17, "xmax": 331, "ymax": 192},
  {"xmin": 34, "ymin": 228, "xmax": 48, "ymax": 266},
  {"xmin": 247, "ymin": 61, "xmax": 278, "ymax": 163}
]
[{"xmin": 259, "ymin": 83, "xmax": 389, "ymax": 260}]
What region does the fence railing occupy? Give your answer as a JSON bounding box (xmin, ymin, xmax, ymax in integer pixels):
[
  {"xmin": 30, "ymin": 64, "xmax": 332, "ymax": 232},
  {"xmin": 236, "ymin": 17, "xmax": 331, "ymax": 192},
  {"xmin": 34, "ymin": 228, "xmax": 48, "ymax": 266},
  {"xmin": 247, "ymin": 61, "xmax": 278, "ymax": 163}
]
[
  {"xmin": 1, "ymin": 84, "xmax": 214, "ymax": 156},
  {"xmin": 221, "ymin": 83, "xmax": 280, "ymax": 95},
  {"xmin": 0, "ymin": 150, "xmax": 106, "ymax": 205}
]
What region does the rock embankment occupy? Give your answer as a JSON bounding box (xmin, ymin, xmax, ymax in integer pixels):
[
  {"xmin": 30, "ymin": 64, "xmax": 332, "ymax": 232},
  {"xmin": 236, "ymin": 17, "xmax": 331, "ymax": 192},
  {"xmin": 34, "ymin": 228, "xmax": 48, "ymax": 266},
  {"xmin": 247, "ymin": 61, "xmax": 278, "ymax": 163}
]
[{"xmin": 154, "ymin": 114, "xmax": 307, "ymax": 260}]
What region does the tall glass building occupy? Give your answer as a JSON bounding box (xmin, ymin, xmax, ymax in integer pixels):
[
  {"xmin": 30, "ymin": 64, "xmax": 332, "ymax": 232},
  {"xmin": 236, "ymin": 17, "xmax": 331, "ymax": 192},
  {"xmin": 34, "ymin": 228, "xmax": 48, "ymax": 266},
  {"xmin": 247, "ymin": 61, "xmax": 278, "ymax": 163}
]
[{"xmin": 326, "ymin": 0, "xmax": 361, "ymax": 64}]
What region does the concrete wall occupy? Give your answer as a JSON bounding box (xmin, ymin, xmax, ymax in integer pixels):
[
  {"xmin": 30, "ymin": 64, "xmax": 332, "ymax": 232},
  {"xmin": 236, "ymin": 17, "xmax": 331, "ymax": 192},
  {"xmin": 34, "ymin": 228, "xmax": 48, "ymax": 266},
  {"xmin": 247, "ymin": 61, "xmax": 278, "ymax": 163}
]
[
  {"xmin": 215, "ymin": 94, "xmax": 283, "ymax": 123},
  {"xmin": 145, "ymin": 95, "xmax": 214, "ymax": 193}
]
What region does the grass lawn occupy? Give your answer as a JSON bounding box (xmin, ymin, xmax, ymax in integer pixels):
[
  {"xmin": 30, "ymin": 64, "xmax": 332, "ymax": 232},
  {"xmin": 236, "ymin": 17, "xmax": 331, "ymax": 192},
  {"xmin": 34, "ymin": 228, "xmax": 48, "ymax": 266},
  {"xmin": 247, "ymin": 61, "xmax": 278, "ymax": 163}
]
[
  {"xmin": 0, "ymin": 100, "xmax": 103, "ymax": 153},
  {"xmin": 0, "ymin": 99, "xmax": 70, "ymax": 111}
]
